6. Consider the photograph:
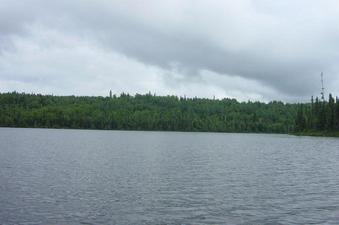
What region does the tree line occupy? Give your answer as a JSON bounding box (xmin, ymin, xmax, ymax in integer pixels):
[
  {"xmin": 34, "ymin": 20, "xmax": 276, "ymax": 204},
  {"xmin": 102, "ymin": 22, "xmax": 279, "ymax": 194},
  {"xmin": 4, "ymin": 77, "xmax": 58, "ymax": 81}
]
[
  {"xmin": 0, "ymin": 92, "xmax": 297, "ymax": 133},
  {"xmin": 295, "ymin": 94, "xmax": 339, "ymax": 134}
]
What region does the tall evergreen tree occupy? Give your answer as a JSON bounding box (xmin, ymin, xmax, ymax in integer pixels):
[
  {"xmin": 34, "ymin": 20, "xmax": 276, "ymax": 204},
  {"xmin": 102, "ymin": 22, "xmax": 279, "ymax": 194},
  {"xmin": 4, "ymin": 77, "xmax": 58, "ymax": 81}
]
[
  {"xmin": 327, "ymin": 94, "xmax": 335, "ymax": 130},
  {"xmin": 295, "ymin": 104, "xmax": 306, "ymax": 132}
]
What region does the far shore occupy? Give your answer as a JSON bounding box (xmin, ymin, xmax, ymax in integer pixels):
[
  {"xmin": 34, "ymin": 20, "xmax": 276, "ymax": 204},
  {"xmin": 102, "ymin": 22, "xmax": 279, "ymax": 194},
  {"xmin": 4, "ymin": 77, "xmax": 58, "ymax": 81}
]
[{"xmin": 1, "ymin": 126, "xmax": 339, "ymax": 138}]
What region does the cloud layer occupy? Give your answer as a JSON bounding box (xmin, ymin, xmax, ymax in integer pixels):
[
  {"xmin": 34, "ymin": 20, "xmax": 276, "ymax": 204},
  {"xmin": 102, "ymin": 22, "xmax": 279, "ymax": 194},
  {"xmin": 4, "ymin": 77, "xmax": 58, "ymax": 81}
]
[{"xmin": 1, "ymin": 0, "xmax": 339, "ymax": 101}]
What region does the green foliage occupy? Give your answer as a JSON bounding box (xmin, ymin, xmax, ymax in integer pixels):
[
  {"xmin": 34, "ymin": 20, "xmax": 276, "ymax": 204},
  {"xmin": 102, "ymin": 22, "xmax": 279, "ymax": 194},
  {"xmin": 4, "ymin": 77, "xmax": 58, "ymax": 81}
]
[
  {"xmin": 295, "ymin": 94, "xmax": 339, "ymax": 134},
  {"xmin": 0, "ymin": 92, "xmax": 297, "ymax": 133}
]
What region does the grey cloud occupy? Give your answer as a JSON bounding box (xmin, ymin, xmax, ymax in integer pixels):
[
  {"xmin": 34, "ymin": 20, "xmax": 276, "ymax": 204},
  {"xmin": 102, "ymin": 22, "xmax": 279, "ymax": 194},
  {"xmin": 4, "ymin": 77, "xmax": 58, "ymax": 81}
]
[{"xmin": 1, "ymin": 0, "xmax": 339, "ymax": 100}]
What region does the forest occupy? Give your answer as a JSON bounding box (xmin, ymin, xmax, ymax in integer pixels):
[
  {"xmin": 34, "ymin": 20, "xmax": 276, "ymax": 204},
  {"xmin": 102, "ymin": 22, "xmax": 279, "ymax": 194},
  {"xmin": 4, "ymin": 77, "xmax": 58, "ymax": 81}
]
[
  {"xmin": 0, "ymin": 92, "xmax": 297, "ymax": 133},
  {"xmin": 0, "ymin": 92, "xmax": 338, "ymax": 135},
  {"xmin": 295, "ymin": 94, "xmax": 339, "ymax": 136}
]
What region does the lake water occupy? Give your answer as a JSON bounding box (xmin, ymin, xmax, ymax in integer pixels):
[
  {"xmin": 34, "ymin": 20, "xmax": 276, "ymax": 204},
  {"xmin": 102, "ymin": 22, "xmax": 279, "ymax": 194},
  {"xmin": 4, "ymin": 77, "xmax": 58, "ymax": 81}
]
[{"xmin": 1, "ymin": 128, "xmax": 339, "ymax": 224}]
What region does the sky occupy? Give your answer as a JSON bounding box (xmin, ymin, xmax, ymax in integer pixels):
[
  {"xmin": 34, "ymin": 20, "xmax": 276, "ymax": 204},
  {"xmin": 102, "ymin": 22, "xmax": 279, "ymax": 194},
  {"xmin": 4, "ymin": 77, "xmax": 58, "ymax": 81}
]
[{"xmin": 0, "ymin": 0, "xmax": 339, "ymax": 102}]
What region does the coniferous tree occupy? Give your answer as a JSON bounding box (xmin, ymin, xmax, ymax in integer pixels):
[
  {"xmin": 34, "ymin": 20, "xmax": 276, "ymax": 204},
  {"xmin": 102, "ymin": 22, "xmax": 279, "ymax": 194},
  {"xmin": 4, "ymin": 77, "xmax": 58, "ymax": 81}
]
[
  {"xmin": 294, "ymin": 93, "xmax": 339, "ymax": 134},
  {"xmin": 295, "ymin": 104, "xmax": 306, "ymax": 132},
  {"xmin": 328, "ymin": 94, "xmax": 335, "ymax": 130},
  {"xmin": 336, "ymin": 97, "xmax": 339, "ymax": 130}
]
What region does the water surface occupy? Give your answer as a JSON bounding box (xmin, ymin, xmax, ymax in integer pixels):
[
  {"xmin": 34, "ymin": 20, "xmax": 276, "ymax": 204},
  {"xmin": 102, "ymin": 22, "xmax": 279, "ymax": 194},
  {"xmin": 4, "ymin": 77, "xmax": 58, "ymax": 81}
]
[{"xmin": 1, "ymin": 128, "xmax": 339, "ymax": 224}]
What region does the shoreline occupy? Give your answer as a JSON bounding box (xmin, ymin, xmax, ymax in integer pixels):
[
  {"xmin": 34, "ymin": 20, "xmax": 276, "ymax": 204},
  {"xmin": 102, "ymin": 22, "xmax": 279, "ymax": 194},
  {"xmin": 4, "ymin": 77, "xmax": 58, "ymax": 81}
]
[
  {"xmin": 1, "ymin": 126, "xmax": 338, "ymax": 138},
  {"xmin": 291, "ymin": 131, "xmax": 339, "ymax": 138}
]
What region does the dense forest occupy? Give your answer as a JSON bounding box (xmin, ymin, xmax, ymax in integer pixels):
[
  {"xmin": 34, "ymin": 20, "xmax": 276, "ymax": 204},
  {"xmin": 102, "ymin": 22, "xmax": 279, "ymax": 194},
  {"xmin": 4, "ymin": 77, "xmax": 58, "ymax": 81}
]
[
  {"xmin": 0, "ymin": 92, "xmax": 297, "ymax": 133},
  {"xmin": 295, "ymin": 94, "xmax": 339, "ymax": 136},
  {"xmin": 1, "ymin": 92, "xmax": 338, "ymax": 135}
]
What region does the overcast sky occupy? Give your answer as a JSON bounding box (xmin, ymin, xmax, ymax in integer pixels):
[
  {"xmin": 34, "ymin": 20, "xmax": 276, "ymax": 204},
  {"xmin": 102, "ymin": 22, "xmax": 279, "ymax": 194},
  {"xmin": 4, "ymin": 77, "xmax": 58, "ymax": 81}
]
[{"xmin": 1, "ymin": 0, "xmax": 339, "ymax": 102}]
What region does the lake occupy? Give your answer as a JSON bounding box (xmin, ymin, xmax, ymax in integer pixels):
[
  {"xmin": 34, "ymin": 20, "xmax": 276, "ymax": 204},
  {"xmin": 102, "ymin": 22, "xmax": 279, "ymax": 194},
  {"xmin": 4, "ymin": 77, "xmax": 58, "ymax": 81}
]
[{"xmin": 1, "ymin": 128, "xmax": 339, "ymax": 224}]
